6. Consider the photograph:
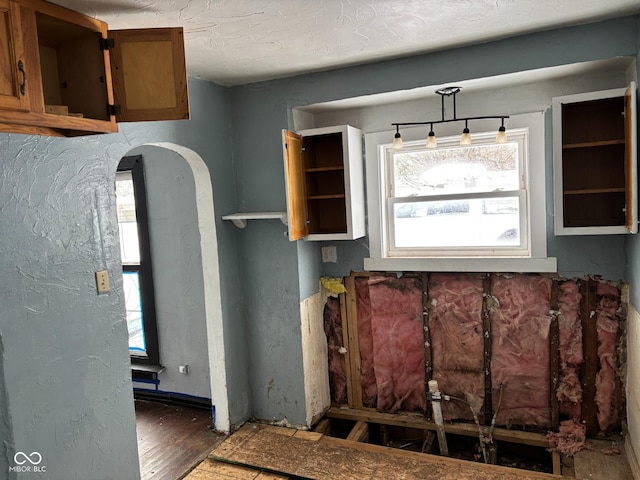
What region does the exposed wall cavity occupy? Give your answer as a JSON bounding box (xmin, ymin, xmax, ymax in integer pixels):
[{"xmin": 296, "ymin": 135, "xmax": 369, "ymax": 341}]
[{"xmin": 326, "ymin": 272, "xmax": 625, "ymax": 435}]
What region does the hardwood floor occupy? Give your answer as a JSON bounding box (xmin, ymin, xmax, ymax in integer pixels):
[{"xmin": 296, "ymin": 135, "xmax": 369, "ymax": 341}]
[{"xmin": 135, "ymin": 399, "xmax": 226, "ymax": 480}]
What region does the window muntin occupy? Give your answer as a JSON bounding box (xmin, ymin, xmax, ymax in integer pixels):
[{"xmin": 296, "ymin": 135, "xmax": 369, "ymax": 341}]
[{"xmin": 384, "ymin": 129, "xmax": 529, "ymax": 257}]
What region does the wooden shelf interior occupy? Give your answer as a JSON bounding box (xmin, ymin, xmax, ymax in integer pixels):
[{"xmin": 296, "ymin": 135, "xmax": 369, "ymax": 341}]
[
  {"xmin": 36, "ymin": 12, "xmax": 109, "ymax": 120},
  {"xmin": 561, "ymin": 97, "xmax": 627, "ymax": 228},
  {"xmin": 562, "ymin": 97, "xmax": 624, "ymax": 145},
  {"xmin": 303, "ymin": 132, "xmax": 348, "ymax": 234}
]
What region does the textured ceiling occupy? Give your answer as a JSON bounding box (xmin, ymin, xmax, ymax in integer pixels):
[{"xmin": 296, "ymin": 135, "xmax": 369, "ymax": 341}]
[{"xmin": 51, "ymin": 0, "xmax": 640, "ymax": 86}]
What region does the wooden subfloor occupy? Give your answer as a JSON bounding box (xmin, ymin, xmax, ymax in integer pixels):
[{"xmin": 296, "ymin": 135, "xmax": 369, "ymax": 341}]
[
  {"xmin": 186, "ymin": 423, "xmax": 564, "ymax": 480},
  {"xmin": 135, "ymin": 399, "xmax": 225, "ymax": 480},
  {"xmin": 573, "ymin": 438, "xmax": 633, "ymax": 479},
  {"xmin": 136, "ymin": 404, "xmax": 633, "ymax": 480}
]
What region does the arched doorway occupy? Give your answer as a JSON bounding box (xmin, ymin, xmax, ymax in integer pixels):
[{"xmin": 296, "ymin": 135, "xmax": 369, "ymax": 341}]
[{"xmin": 119, "ymin": 142, "xmax": 229, "ymax": 432}]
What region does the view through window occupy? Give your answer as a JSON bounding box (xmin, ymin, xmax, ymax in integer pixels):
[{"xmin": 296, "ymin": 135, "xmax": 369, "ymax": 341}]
[
  {"xmin": 115, "ymin": 156, "xmax": 159, "ymax": 365},
  {"xmin": 385, "ymin": 129, "xmax": 529, "ymax": 257},
  {"xmin": 116, "ymin": 171, "xmax": 146, "ymax": 353}
]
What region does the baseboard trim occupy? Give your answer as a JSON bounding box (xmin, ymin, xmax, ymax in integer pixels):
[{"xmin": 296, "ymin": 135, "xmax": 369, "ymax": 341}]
[{"xmin": 134, "ymin": 389, "xmax": 211, "ymax": 411}]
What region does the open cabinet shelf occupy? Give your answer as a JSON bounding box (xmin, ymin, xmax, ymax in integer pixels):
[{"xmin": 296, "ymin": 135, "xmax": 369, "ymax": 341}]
[
  {"xmin": 282, "ymin": 125, "xmax": 365, "ymax": 241},
  {"xmin": 552, "ymin": 82, "xmax": 637, "ymax": 235}
]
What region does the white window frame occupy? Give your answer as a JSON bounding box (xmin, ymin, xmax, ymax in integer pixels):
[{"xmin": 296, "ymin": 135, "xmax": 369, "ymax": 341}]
[{"xmin": 364, "ymin": 112, "xmax": 557, "ymax": 272}]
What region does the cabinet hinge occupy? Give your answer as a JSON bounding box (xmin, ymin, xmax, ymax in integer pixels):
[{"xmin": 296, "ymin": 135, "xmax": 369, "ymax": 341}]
[
  {"xmin": 107, "ymin": 104, "xmax": 122, "ymax": 116},
  {"xmin": 100, "ymin": 37, "xmax": 115, "ymax": 50}
]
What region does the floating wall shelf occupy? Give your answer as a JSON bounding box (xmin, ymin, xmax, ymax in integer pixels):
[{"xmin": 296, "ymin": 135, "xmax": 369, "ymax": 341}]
[{"xmin": 222, "ymin": 212, "xmax": 288, "ymax": 229}]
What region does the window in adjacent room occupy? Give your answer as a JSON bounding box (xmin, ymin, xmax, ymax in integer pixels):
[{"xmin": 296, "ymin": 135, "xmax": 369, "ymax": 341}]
[
  {"xmin": 116, "ymin": 156, "xmax": 160, "ymax": 365},
  {"xmin": 386, "ymin": 129, "xmax": 528, "ymax": 257}
]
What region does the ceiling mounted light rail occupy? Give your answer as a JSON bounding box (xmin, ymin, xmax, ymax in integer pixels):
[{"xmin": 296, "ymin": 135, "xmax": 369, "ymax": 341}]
[{"xmin": 391, "ymin": 86, "xmax": 509, "ymax": 149}]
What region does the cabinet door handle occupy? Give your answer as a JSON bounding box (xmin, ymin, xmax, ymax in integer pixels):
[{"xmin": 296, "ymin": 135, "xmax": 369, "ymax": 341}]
[{"xmin": 17, "ymin": 60, "xmax": 26, "ymax": 96}]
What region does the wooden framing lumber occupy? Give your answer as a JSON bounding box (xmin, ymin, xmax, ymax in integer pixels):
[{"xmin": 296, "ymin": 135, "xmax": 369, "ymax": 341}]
[
  {"xmin": 343, "ymin": 274, "xmax": 363, "ymax": 408},
  {"xmin": 552, "ymin": 451, "xmax": 562, "ymax": 476},
  {"xmin": 421, "ymin": 272, "xmax": 433, "ymax": 417},
  {"xmin": 550, "ymin": 280, "xmax": 560, "ymax": 430},
  {"xmin": 482, "ymin": 273, "xmax": 493, "ymax": 424},
  {"xmin": 326, "ymin": 407, "xmax": 550, "ymax": 448},
  {"xmin": 580, "ymin": 279, "xmax": 599, "ymax": 436},
  {"xmin": 345, "ymin": 420, "xmax": 369, "ymax": 442},
  {"xmin": 338, "ymin": 290, "xmax": 355, "ymax": 408}
]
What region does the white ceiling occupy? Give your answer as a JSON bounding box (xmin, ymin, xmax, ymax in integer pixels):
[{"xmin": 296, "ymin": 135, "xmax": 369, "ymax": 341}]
[{"xmin": 52, "ymin": 0, "xmax": 640, "ymax": 87}]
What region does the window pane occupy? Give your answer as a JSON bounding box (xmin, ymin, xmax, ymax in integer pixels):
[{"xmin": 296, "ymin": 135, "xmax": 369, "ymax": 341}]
[
  {"xmin": 123, "ymin": 271, "xmax": 146, "ymax": 353},
  {"xmin": 393, "ymin": 143, "xmax": 519, "ymax": 197},
  {"xmin": 393, "ymin": 197, "xmax": 520, "ymax": 248},
  {"xmin": 116, "ymin": 172, "xmax": 141, "ymax": 264}
]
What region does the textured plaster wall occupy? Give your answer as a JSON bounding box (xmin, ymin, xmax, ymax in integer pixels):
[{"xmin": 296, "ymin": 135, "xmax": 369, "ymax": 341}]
[
  {"xmin": 0, "ymin": 77, "xmax": 245, "ymax": 479},
  {"xmin": 229, "ymin": 16, "xmax": 639, "ymax": 424}
]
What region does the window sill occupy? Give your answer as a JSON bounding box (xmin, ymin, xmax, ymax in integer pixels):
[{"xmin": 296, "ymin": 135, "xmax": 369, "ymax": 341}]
[
  {"xmin": 131, "ymin": 363, "xmax": 165, "ymax": 374},
  {"xmin": 363, "ymin": 256, "xmax": 557, "ymax": 273}
]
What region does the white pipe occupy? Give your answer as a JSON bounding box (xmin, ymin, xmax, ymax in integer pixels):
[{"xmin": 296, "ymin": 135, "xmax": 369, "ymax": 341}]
[{"xmin": 428, "ymin": 380, "xmax": 449, "ymax": 456}]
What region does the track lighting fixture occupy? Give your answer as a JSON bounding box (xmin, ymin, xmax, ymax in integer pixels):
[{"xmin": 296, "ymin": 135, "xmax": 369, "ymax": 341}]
[{"xmin": 391, "ymin": 86, "xmax": 509, "ymax": 149}]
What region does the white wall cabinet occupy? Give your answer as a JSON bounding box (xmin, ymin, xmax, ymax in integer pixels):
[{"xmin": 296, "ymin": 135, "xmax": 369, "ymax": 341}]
[
  {"xmin": 282, "ymin": 125, "xmax": 365, "ymax": 241},
  {"xmin": 552, "ymin": 82, "xmax": 637, "ymax": 235}
]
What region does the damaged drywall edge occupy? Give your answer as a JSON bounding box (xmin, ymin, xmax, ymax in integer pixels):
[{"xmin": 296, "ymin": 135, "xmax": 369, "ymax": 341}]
[
  {"xmin": 300, "ymin": 291, "xmax": 331, "ymax": 426},
  {"xmin": 625, "ymin": 304, "xmax": 640, "ymax": 475}
]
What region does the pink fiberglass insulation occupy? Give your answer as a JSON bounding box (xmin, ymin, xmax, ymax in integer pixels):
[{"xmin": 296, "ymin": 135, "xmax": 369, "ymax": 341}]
[
  {"xmin": 429, "ymin": 273, "xmax": 485, "ymax": 421},
  {"xmin": 490, "ymin": 274, "xmax": 552, "ymax": 427},
  {"xmin": 547, "ymin": 419, "xmax": 587, "ymax": 456},
  {"xmin": 323, "ymin": 296, "xmax": 347, "ymax": 405},
  {"xmin": 595, "ymin": 282, "xmax": 622, "ymax": 432},
  {"xmin": 355, "ymin": 276, "xmax": 381, "ymax": 408},
  {"xmin": 557, "ymin": 281, "xmax": 583, "ymax": 419},
  {"xmin": 369, "ymin": 276, "xmax": 426, "ymax": 412}
]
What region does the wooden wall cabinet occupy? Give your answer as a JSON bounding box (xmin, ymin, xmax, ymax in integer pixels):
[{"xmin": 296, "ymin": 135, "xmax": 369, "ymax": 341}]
[
  {"xmin": 282, "ymin": 125, "xmax": 365, "ymax": 241},
  {"xmin": 0, "ymin": 0, "xmax": 188, "ymax": 136},
  {"xmin": 552, "ymin": 82, "xmax": 637, "ymax": 235}
]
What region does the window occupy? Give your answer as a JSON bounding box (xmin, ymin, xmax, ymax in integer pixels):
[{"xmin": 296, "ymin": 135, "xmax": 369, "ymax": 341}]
[
  {"xmin": 387, "ymin": 130, "xmax": 528, "ymax": 257},
  {"xmin": 364, "ymin": 112, "xmax": 556, "ymax": 272},
  {"xmin": 116, "ymin": 156, "xmax": 160, "ymax": 365}
]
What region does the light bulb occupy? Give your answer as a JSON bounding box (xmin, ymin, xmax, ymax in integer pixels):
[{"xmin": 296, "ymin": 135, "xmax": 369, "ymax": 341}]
[
  {"xmin": 426, "ymin": 130, "xmax": 437, "ymax": 149},
  {"xmin": 393, "ymin": 132, "xmax": 403, "ymax": 149},
  {"xmin": 460, "ymin": 127, "xmax": 472, "ymax": 145},
  {"xmin": 496, "ymin": 125, "xmax": 507, "ymax": 143}
]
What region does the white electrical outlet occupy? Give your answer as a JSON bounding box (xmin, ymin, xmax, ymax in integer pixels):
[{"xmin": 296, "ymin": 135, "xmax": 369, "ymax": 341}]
[
  {"xmin": 179, "ymin": 364, "xmax": 189, "ymax": 374},
  {"xmin": 321, "ymin": 246, "xmax": 337, "ymax": 263}
]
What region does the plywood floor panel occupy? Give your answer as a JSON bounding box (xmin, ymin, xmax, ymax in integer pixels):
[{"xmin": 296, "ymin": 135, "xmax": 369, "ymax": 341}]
[{"xmin": 204, "ymin": 423, "xmax": 561, "ymax": 480}]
